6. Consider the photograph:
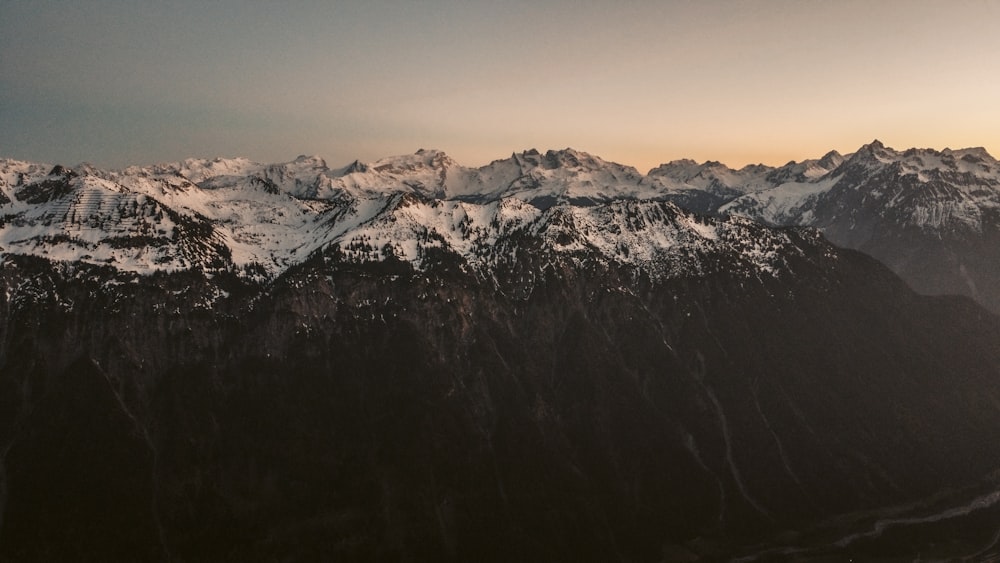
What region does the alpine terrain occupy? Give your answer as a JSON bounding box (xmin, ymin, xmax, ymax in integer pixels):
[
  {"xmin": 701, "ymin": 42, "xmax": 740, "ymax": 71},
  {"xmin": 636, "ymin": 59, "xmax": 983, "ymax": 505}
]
[
  {"xmin": 2, "ymin": 146, "xmax": 1000, "ymax": 561},
  {"xmin": 653, "ymin": 140, "xmax": 1000, "ymax": 314}
]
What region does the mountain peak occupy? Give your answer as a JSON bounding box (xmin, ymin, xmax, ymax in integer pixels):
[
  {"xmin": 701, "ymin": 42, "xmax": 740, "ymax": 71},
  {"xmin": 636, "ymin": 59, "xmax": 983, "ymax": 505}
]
[
  {"xmin": 416, "ymin": 148, "xmax": 457, "ymax": 167},
  {"xmin": 369, "ymin": 149, "xmax": 458, "ymax": 174},
  {"xmin": 951, "ymin": 146, "xmax": 996, "ymax": 163},
  {"xmin": 646, "ymin": 159, "xmax": 700, "ymax": 178},
  {"xmin": 543, "ymin": 147, "xmax": 590, "ymax": 167},
  {"xmin": 292, "ymin": 154, "xmax": 327, "ymax": 168},
  {"xmin": 72, "ymin": 162, "xmax": 100, "ymax": 176},
  {"xmin": 817, "ymin": 150, "xmax": 845, "ymax": 169},
  {"xmin": 846, "ymin": 139, "xmax": 897, "ymax": 166},
  {"xmin": 412, "ymin": 148, "xmax": 455, "ymax": 163},
  {"xmin": 342, "ymin": 159, "xmax": 368, "ymax": 174},
  {"xmin": 414, "ymin": 148, "xmax": 445, "ymax": 157},
  {"xmin": 48, "ymin": 164, "xmax": 73, "ymax": 177}
]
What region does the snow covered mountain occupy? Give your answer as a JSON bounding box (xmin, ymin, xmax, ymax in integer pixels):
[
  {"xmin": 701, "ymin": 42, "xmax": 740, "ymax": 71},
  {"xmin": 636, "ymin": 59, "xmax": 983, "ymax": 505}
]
[
  {"xmin": 7, "ymin": 147, "xmax": 1000, "ymax": 561},
  {"xmin": 0, "ymin": 150, "xmax": 814, "ymax": 284},
  {"xmin": 4, "ymin": 141, "xmax": 999, "ymax": 311},
  {"xmin": 717, "ymin": 141, "xmax": 1000, "ymax": 312},
  {"xmin": 721, "ymin": 141, "xmax": 1000, "ymax": 225}
]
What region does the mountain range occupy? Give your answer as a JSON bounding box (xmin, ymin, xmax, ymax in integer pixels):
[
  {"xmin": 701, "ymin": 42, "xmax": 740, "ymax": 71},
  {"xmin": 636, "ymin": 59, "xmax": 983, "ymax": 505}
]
[
  {"xmin": 3, "ymin": 143, "xmax": 1000, "ymax": 561},
  {"xmin": 2, "ymin": 140, "xmax": 998, "ymax": 312}
]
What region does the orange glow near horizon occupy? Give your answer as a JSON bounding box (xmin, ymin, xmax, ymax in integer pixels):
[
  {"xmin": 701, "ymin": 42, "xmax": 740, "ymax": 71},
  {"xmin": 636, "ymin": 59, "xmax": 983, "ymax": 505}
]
[{"xmin": 2, "ymin": 2, "xmax": 1000, "ymax": 171}]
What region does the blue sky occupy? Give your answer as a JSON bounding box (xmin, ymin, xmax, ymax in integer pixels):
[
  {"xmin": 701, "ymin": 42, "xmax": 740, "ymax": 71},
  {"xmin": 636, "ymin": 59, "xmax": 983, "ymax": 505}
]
[{"xmin": 2, "ymin": 0, "xmax": 999, "ymax": 172}]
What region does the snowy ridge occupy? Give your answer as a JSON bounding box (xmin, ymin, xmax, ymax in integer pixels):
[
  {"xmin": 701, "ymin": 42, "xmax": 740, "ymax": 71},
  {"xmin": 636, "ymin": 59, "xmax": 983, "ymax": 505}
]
[
  {"xmin": 719, "ymin": 177, "xmax": 837, "ymax": 225},
  {"xmin": 721, "ymin": 140, "xmax": 1000, "ymax": 232},
  {"xmin": 1, "ymin": 141, "xmax": 997, "ymax": 283},
  {"xmin": 328, "ymin": 194, "xmax": 805, "ymax": 279},
  {"xmin": 647, "ymin": 159, "xmax": 775, "ymax": 195},
  {"xmin": 711, "ymin": 141, "xmax": 1000, "ymax": 312}
]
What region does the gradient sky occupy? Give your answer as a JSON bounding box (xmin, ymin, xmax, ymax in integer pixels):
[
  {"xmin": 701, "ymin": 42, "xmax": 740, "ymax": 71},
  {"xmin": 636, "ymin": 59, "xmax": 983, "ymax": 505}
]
[{"xmin": 2, "ymin": 0, "xmax": 999, "ymax": 172}]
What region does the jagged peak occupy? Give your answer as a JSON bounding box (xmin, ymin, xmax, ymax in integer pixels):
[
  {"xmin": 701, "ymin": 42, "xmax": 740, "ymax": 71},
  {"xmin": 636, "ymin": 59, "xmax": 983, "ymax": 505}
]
[
  {"xmin": 738, "ymin": 163, "xmax": 773, "ymax": 174},
  {"xmin": 508, "ymin": 148, "xmax": 542, "ymax": 168},
  {"xmin": 48, "ymin": 164, "xmax": 74, "ymax": 177},
  {"xmin": 652, "ymin": 158, "xmax": 699, "ymax": 169},
  {"xmin": 72, "ymin": 162, "xmax": 100, "ymax": 176},
  {"xmin": 503, "ymin": 147, "xmax": 615, "ymax": 173},
  {"xmin": 414, "ymin": 148, "xmax": 457, "ymax": 165},
  {"xmin": 341, "ymin": 160, "xmax": 368, "ymax": 174},
  {"xmin": 647, "ymin": 159, "xmax": 730, "ymax": 180},
  {"xmin": 539, "ymin": 148, "xmax": 627, "ymax": 172},
  {"xmin": 183, "ymin": 155, "xmax": 256, "ymax": 167},
  {"xmin": 545, "ymin": 148, "xmax": 582, "ymax": 168},
  {"xmin": 167, "ymin": 156, "xmax": 259, "ymax": 176},
  {"xmin": 865, "ymin": 139, "xmax": 886, "ymax": 151},
  {"xmin": 369, "ymin": 149, "xmax": 459, "ymax": 174},
  {"xmin": 844, "ymin": 139, "xmax": 898, "ymax": 167},
  {"xmin": 291, "ymin": 154, "xmax": 327, "ymax": 168},
  {"xmin": 543, "ymin": 148, "xmax": 587, "ymax": 169},
  {"xmin": 818, "ymin": 150, "xmax": 845, "ymax": 168},
  {"xmin": 545, "ymin": 147, "xmax": 586, "ymax": 157},
  {"xmin": 945, "ymin": 146, "xmax": 996, "ymax": 163}
]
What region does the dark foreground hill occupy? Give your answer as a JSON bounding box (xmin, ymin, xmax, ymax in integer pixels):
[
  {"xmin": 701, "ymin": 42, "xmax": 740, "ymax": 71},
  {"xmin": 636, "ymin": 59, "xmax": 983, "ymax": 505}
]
[{"xmin": 3, "ymin": 202, "xmax": 1000, "ymax": 560}]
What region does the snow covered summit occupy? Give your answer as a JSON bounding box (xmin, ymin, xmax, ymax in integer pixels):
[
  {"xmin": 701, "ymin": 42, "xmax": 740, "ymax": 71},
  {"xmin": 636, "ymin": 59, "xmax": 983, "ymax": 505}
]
[{"xmin": 3, "ymin": 141, "xmax": 1000, "ymax": 310}]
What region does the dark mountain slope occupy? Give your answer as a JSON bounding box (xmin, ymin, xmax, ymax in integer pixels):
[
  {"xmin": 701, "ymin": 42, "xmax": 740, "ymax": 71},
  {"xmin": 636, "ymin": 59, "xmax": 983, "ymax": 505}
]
[{"xmin": 3, "ymin": 220, "xmax": 1000, "ymax": 560}]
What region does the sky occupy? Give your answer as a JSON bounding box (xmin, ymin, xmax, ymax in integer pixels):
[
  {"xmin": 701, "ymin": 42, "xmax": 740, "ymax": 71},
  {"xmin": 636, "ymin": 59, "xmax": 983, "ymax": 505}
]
[{"xmin": 2, "ymin": 0, "xmax": 999, "ymax": 173}]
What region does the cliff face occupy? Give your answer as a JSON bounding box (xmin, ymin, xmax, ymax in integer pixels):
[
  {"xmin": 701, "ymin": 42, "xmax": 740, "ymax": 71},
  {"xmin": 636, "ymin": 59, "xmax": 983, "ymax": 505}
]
[{"xmin": 4, "ymin": 232, "xmax": 1000, "ymax": 561}]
